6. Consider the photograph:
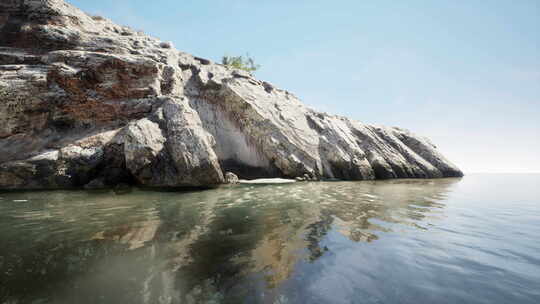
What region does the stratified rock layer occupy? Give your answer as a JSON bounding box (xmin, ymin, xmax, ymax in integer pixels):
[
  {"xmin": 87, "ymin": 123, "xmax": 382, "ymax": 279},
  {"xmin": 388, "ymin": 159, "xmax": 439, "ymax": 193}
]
[{"xmin": 0, "ymin": 0, "xmax": 462, "ymax": 189}]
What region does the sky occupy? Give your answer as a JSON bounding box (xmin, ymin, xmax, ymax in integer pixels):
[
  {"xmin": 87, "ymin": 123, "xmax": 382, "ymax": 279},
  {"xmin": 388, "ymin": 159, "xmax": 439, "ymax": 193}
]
[{"xmin": 69, "ymin": 0, "xmax": 540, "ymax": 173}]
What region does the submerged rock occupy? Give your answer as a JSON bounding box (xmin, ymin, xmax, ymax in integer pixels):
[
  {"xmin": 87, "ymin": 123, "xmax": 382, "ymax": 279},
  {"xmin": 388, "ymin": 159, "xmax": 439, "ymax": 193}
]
[
  {"xmin": 0, "ymin": 0, "xmax": 463, "ymax": 190},
  {"xmin": 84, "ymin": 178, "xmax": 106, "ymax": 190}
]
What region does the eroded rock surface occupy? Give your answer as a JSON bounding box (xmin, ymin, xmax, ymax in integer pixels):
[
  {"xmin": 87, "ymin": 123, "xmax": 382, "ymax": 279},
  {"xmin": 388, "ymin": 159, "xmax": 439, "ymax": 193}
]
[{"xmin": 0, "ymin": 0, "xmax": 462, "ymax": 189}]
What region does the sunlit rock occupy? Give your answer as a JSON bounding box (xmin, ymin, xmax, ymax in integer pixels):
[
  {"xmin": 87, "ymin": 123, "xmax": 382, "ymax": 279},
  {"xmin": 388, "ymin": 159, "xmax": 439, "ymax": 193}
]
[{"xmin": 0, "ymin": 0, "xmax": 463, "ymax": 189}]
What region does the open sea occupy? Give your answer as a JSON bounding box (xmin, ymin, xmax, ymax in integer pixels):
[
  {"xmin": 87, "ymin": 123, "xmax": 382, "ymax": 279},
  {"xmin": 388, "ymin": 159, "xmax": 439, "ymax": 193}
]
[{"xmin": 0, "ymin": 174, "xmax": 539, "ymax": 304}]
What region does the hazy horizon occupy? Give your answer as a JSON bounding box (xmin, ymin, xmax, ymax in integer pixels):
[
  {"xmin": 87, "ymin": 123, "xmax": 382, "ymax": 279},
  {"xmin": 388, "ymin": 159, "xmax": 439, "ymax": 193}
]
[{"xmin": 69, "ymin": 0, "xmax": 540, "ymax": 174}]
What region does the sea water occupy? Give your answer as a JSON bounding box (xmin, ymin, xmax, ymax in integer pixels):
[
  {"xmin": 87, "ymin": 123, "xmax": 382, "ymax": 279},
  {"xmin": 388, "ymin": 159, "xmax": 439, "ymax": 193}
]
[{"xmin": 0, "ymin": 174, "xmax": 538, "ymax": 303}]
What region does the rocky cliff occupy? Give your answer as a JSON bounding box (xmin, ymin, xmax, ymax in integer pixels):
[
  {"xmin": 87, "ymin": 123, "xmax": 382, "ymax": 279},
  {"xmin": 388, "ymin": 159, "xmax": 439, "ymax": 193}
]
[{"xmin": 0, "ymin": 0, "xmax": 463, "ymax": 190}]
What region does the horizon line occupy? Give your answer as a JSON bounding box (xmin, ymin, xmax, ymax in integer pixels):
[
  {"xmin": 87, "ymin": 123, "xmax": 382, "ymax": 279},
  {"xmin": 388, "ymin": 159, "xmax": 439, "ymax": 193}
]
[{"xmin": 464, "ymin": 172, "xmax": 540, "ymax": 174}]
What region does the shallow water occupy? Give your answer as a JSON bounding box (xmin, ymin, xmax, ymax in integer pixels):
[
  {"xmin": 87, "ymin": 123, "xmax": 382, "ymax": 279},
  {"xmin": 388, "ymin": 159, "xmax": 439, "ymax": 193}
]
[{"xmin": 0, "ymin": 174, "xmax": 539, "ymax": 304}]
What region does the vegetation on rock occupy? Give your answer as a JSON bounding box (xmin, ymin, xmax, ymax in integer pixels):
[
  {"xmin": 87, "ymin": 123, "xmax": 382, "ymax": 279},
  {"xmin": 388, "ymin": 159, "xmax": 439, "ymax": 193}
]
[{"xmin": 221, "ymin": 54, "xmax": 260, "ymax": 72}]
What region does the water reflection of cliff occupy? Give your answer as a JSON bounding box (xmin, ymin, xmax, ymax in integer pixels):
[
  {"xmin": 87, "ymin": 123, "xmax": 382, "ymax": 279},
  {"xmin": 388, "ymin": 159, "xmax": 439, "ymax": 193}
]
[{"xmin": 0, "ymin": 178, "xmax": 460, "ymax": 303}]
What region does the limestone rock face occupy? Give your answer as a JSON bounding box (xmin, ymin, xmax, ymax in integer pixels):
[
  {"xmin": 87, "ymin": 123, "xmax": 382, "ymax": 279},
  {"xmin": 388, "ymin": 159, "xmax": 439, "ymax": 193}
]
[{"xmin": 0, "ymin": 0, "xmax": 462, "ymax": 189}]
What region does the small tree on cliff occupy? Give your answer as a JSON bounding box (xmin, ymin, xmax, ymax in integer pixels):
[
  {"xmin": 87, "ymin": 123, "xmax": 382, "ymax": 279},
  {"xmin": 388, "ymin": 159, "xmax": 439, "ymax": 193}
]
[{"xmin": 221, "ymin": 54, "xmax": 260, "ymax": 72}]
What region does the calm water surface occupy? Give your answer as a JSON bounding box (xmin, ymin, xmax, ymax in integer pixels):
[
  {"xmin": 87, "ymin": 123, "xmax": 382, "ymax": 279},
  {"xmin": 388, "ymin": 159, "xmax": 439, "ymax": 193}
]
[{"xmin": 0, "ymin": 174, "xmax": 539, "ymax": 304}]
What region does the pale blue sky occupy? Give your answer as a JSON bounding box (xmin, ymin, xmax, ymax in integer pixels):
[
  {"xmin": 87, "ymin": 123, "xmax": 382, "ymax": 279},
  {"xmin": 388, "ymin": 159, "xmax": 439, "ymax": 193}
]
[{"xmin": 70, "ymin": 0, "xmax": 540, "ymax": 173}]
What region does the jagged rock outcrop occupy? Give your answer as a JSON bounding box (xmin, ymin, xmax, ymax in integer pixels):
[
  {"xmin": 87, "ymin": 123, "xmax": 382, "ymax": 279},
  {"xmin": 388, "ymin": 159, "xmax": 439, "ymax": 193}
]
[{"xmin": 0, "ymin": 0, "xmax": 463, "ymax": 189}]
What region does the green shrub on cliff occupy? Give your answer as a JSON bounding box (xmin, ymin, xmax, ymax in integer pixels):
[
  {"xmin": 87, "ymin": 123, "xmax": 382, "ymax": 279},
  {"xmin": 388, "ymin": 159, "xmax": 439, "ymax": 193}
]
[{"xmin": 221, "ymin": 54, "xmax": 260, "ymax": 72}]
